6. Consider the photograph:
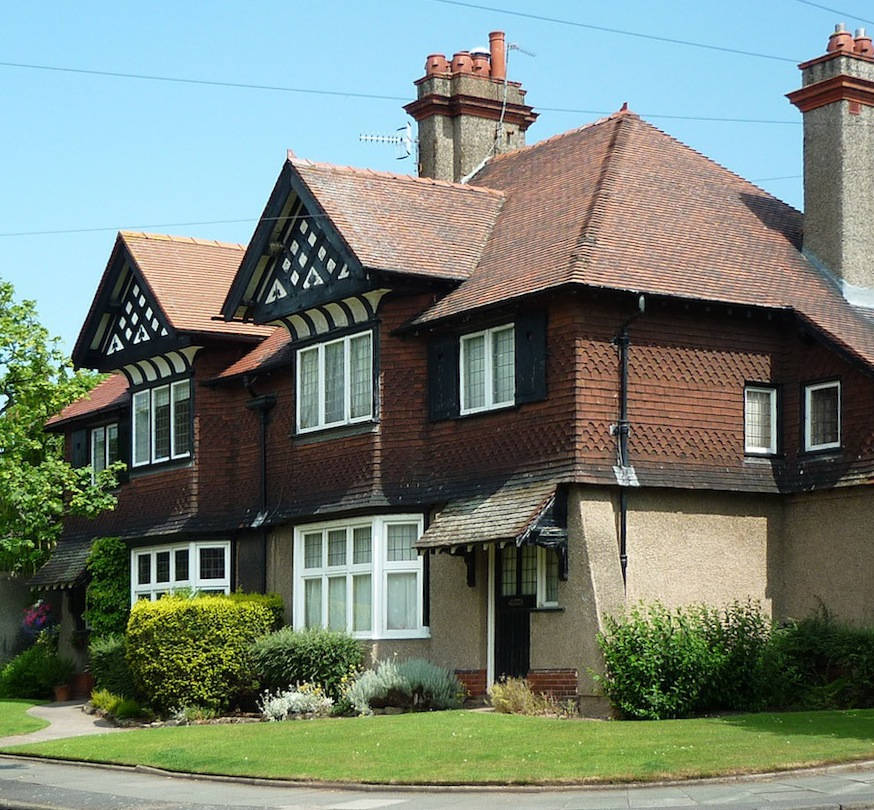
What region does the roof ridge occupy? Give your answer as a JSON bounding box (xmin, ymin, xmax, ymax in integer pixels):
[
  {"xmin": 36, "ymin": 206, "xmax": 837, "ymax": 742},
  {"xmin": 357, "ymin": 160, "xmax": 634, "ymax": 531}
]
[
  {"xmin": 480, "ymin": 106, "xmax": 638, "ymax": 170},
  {"xmin": 289, "ymin": 157, "xmax": 506, "ymax": 197},
  {"xmin": 568, "ymin": 114, "xmax": 632, "ymax": 272},
  {"xmin": 120, "ymin": 231, "xmax": 246, "ymax": 250}
]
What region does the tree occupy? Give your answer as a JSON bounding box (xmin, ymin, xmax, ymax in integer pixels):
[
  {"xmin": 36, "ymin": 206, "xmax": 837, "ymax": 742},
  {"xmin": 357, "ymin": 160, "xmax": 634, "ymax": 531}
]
[{"xmin": 0, "ymin": 279, "xmax": 119, "ymax": 575}]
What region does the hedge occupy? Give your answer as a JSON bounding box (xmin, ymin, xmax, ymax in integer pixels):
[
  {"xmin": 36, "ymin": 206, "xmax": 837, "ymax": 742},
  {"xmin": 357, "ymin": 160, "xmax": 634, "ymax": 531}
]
[
  {"xmin": 89, "ymin": 633, "xmax": 136, "ymax": 698},
  {"xmin": 84, "ymin": 537, "xmax": 130, "ymax": 636},
  {"xmin": 126, "ymin": 595, "xmax": 273, "ymax": 712},
  {"xmin": 250, "ymin": 627, "xmax": 362, "ymax": 701}
]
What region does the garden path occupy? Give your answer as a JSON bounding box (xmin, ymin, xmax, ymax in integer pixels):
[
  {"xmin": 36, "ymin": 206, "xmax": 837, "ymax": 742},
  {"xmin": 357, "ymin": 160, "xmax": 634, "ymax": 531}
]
[{"xmin": 0, "ymin": 700, "xmax": 127, "ymax": 747}]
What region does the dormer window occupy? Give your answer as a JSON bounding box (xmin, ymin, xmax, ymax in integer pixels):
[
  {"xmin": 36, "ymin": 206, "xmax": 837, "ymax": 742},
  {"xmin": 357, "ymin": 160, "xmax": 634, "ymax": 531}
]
[
  {"xmin": 460, "ymin": 324, "xmax": 515, "ymax": 414},
  {"xmin": 804, "ymin": 380, "xmax": 841, "ymax": 452},
  {"xmin": 744, "ymin": 385, "xmax": 777, "ymax": 455},
  {"xmin": 296, "ymin": 330, "xmax": 373, "ymax": 433},
  {"xmin": 132, "ymin": 379, "xmax": 192, "ymax": 467}
]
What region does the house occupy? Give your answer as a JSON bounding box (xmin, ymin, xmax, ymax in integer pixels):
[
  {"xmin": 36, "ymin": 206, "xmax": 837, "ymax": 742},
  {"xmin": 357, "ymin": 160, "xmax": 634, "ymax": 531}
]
[{"xmin": 35, "ymin": 25, "xmax": 874, "ymax": 705}]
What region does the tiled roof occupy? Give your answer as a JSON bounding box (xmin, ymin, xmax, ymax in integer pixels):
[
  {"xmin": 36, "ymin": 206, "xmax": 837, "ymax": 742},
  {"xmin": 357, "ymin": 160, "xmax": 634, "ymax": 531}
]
[
  {"xmin": 291, "ymin": 158, "xmax": 504, "ymax": 280},
  {"xmin": 416, "ymin": 479, "xmax": 556, "ymax": 550},
  {"xmin": 120, "ymin": 232, "xmax": 273, "ymax": 338},
  {"xmin": 45, "ymin": 374, "xmax": 128, "ymax": 429},
  {"xmin": 211, "ymin": 327, "xmax": 293, "ymax": 382},
  {"xmin": 412, "ymin": 110, "xmax": 874, "ymax": 370},
  {"xmin": 29, "ymin": 538, "xmax": 92, "ymax": 589}
]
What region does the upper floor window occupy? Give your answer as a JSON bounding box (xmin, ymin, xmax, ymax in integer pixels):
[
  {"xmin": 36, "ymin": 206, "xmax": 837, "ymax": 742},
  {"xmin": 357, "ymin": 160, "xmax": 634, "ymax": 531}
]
[
  {"xmin": 296, "ymin": 331, "xmax": 373, "ymax": 433},
  {"xmin": 460, "ymin": 325, "xmax": 515, "ymax": 414},
  {"xmin": 132, "ymin": 379, "xmax": 191, "ymax": 467},
  {"xmin": 90, "ymin": 423, "xmax": 120, "ymax": 481},
  {"xmin": 131, "ymin": 540, "xmax": 230, "ymax": 602},
  {"xmin": 428, "ymin": 311, "xmax": 548, "ymax": 422},
  {"xmin": 293, "ymin": 515, "xmax": 427, "ymax": 639},
  {"xmin": 804, "ymin": 380, "xmax": 840, "ymax": 452},
  {"xmin": 744, "ymin": 385, "xmax": 777, "ymax": 455}
]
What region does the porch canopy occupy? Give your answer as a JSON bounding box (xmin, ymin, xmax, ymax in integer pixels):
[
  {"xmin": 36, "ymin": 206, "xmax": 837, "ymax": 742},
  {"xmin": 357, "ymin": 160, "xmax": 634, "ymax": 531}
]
[
  {"xmin": 415, "ymin": 480, "xmax": 567, "ymax": 567},
  {"xmin": 29, "ymin": 539, "xmax": 92, "ymax": 590}
]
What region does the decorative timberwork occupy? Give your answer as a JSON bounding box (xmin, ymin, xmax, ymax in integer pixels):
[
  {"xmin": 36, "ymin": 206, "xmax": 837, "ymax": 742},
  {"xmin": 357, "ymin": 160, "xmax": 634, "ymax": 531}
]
[
  {"xmin": 103, "ymin": 277, "xmax": 170, "ymax": 357},
  {"xmin": 278, "ymin": 291, "xmax": 388, "ymax": 341},
  {"xmin": 119, "ymin": 346, "xmax": 201, "ymax": 387}
]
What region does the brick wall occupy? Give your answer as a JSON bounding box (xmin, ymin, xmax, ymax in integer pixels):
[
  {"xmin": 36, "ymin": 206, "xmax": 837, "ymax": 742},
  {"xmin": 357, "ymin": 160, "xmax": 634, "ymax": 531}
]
[
  {"xmin": 526, "ymin": 668, "xmax": 578, "ymax": 700},
  {"xmin": 455, "ymin": 668, "xmax": 487, "ymax": 698}
]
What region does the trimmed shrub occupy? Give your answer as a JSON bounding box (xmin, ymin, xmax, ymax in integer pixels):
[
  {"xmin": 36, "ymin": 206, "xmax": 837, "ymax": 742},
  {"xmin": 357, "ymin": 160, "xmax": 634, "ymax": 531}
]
[
  {"xmin": 126, "ymin": 595, "xmax": 273, "ymax": 713},
  {"xmin": 89, "ymin": 633, "xmax": 136, "ymax": 698},
  {"xmin": 84, "ymin": 538, "xmax": 130, "ymax": 636},
  {"xmin": 346, "ymin": 658, "xmax": 463, "ymax": 714},
  {"xmin": 250, "ymin": 627, "xmax": 362, "ymax": 701},
  {"xmin": 0, "ymin": 644, "xmax": 75, "ymax": 699},
  {"xmin": 227, "ymin": 592, "xmax": 285, "ymax": 630},
  {"xmin": 596, "ymin": 600, "xmax": 772, "ymax": 719}
]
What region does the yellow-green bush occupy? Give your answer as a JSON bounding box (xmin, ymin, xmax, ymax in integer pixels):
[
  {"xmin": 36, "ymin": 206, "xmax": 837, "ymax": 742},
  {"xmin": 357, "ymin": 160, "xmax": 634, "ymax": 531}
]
[{"xmin": 126, "ymin": 595, "xmax": 273, "ymax": 713}]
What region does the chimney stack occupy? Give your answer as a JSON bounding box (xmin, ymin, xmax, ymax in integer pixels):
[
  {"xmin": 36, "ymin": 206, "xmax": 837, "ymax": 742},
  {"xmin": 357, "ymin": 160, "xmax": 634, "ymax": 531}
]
[
  {"xmin": 404, "ymin": 31, "xmax": 537, "ymax": 182},
  {"xmin": 788, "ymin": 24, "xmax": 874, "ymax": 302}
]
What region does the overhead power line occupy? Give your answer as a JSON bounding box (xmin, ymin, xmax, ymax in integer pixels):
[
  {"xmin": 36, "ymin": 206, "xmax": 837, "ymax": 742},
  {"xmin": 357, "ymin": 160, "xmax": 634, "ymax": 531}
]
[
  {"xmin": 0, "ymin": 60, "xmax": 408, "ymax": 102},
  {"xmin": 426, "ymin": 0, "xmax": 801, "ymax": 63},
  {"xmin": 791, "ymin": 0, "xmax": 874, "ymax": 27}
]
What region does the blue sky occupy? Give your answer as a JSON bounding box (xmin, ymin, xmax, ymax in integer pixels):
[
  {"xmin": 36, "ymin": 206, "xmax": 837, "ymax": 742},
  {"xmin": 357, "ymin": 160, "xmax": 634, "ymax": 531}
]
[{"xmin": 1, "ymin": 1, "xmax": 867, "ymax": 354}]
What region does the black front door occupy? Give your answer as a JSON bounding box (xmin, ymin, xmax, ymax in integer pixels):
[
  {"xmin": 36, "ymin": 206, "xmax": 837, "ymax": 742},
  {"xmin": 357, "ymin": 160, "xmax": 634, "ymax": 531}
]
[{"xmin": 495, "ymin": 545, "xmax": 537, "ymax": 679}]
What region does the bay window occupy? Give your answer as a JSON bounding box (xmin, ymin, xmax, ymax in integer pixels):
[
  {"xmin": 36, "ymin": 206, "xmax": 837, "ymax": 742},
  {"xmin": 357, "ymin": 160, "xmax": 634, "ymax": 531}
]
[
  {"xmin": 460, "ymin": 324, "xmax": 515, "ymax": 414},
  {"xmin": 132, "ymin": 379, "xmax": 192, "ymax": 467},
  {"xmin": 744, "ymin": 385, "xmax": 777, "ymax": 455},
  {"xmin": 296, "ymin": 330, "xmax": 373, "ymax": 432},
  {"xmin": 293, "ymin": 515, "xmax": 427, "ymax": 639},
  {"xmin": 131, "ymin": 541, "xmax": 229, "ymax": 602},
  {"xmin": 804, "ymin": 380, "xmax": 841, "ymax": 452}
]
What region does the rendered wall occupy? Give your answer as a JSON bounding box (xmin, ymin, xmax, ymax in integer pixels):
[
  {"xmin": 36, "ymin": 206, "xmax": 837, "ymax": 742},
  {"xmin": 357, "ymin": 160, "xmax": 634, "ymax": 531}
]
[{"xmin": 0, "ymin": 574, "xmax": 30, "ymax": 663}]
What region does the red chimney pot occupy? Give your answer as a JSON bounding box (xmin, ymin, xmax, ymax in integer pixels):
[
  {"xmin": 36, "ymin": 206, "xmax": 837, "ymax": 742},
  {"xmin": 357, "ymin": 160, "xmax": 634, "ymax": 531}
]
[
  {"xmin": 425, "ymin": 53, "xmax": 450, "ymax": 76},
  {"xmin": 489, "ymin": 31, "xmax": 506, "ymax": 81},
  {"xmin": 854, "ymin": 29, "xmax": 874, "ymax": 57},
  {"xmin": 828, "ymin": 24, "xmax": 855, "ymax": 53},
  {"xmin": 451, "ymin": 51, "xmax": 473, "ymax": 74}
]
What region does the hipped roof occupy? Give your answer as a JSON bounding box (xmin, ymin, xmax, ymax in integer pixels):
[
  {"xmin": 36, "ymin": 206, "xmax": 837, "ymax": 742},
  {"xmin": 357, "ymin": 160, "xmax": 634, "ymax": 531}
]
[{"xmin": 45, "ymin": 373, "xmax": 128, "ymax": 429}]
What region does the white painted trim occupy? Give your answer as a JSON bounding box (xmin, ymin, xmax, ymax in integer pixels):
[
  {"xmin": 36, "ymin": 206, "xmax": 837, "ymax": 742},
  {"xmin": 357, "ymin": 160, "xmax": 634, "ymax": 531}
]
[
  {"xmin": 487, "ymin": 544, "xmax": 495, "ymax": 689},
  {"xmin": 459, "ymin": 324, "xmax": 515, "ymax": 416},
  {"xmin": 804, "ymin": 380, "xmax": 841, "ymax": 451},
  {"xmin": 130, "ymin": 540, "xmax": 230, "ymax": 603},
  {"xmin": 744, "ymin": 385, "xmax": 778, "ymax": 455}
]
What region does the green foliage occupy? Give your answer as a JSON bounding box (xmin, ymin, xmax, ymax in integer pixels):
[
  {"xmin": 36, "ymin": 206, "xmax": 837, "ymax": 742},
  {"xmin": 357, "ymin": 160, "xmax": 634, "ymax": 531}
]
[
  {"xmin": 84, "ymin": 538, "xmax": 130, "ymax": 636},
  {"xmin": 226, "ymin": 592, "xmax": 285, "ymax": 630},
  {"xmin": 90, "ymin": 688, "xmax": 149, "ymax": 720},
  {"xmin": 126, "ymin": 595, "xmax": 274, "ymax": 713},
  {"xmin": 596, "ymin": 601, "xmax": 772, "ymax": 719},
  {"xmin": 249, "ymin": 627, "xmax": 362, "ymax": 701},
  {"xmin": 89, "ymin": 633, "xmax": 136, "ymax": 698},
  {"xmin": 0, "ymin": 644, "xmax": 75, "ymax": 699},
  {"xmin": 766, "ymin": 609, "xmax": 874, "ymax": 710},
  {"xmin": 489, "ymin": 677, "xmax": 552, "ymax": 715},
  {"xmin": 0, "ymin": 279, "xmax": 120, "ymax": 575},
  {"xmin": 346, "ymin": 658, "xmax": 463, "ymax": 714}
]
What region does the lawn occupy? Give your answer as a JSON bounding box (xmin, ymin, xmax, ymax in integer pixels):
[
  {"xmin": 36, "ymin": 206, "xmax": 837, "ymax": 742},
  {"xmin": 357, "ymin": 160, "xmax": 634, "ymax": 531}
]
[
  {"xmin": 3, "ymin": 709, "xmax": 874, "ymax": 784},
  {"xmin": 0, "ymin": 700, "xmax": 47, "ymax": 738}
]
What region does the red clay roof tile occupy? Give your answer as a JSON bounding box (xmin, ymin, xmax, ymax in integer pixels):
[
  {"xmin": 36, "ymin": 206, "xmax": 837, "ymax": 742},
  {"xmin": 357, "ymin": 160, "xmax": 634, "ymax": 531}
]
[{"xmin": 45, "ymin": 373, "xmax": 128, "ymax": 429}]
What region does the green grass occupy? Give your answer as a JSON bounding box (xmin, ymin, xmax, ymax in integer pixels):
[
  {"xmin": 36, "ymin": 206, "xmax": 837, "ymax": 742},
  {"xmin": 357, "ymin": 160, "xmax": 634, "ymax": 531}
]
[
  {"xmin": 3, "ymin": 710, "xmax": 874, "ymax": 784},
  {"xmin": 0, "ymin": 700, "xmax": 48, "ymax": 738}
]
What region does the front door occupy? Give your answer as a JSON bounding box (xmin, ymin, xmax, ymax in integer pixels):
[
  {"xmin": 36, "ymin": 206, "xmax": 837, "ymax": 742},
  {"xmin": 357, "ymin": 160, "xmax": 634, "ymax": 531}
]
[{"xmin": 495, "ymin": 545, "xmax": 537, "ymax": 679}]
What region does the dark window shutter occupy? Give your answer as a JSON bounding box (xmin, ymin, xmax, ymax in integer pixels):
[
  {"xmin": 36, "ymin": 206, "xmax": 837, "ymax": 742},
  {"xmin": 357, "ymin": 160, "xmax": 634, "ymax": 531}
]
[
  {"xmin": 515, "ymin": 310, "xmax": 548, "ymax": 405},
  {"xmin": 428, "ymin": 334, "xmax": 460, "ymax": 421},
  {"xmin": 115, "ymin": 419, "xmax": 130, "ymax": 483},
  {"xmin": 71, "ymin": 429, "xmax": 88, "ymax": 468}
]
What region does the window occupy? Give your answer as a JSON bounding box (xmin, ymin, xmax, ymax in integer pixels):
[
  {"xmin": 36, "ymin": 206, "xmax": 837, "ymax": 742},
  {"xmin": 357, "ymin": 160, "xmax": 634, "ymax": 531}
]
[
  {"xmin": 131, "ymin": 379, "xmax": 192, "ymax": 467},
  {"xmin": 90, "ymin": 423, "xmax": 120, "ymax": 481},
  {"xmin": 744, "ymin": 386, "xmax": 777, "ymax": 455},
  {"xmin": 131, "ymin": 541, "xmax": 229, "ymax": 602},
  {"xmin": 460, "ymin": 324, "xmax": 515, "ymax": 414},
  {"xmin": 296, "ymin": 331, "xmax": 373, "ymax": 432},
  {"xmin": 293, "ymin": 515, "xmax": 427, "ymax": 639},
  {"xmin": 500, "ymin": 545, "xmax": 560, "ymax": 608},
  {"xmin": 805, "ymin": 380, "xmax": 841, "ymax": 452}
]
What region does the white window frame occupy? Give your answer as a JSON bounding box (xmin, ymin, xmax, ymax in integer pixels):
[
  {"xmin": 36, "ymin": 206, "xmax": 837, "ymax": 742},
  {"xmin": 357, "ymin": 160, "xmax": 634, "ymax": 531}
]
[
  {"xmin": 130, "ymin": 540, "xmax": 230, "ymax": 603},
  {"xmin": 536, "ymin": 546, "xmax": 560, "ymax": 608},
  {"xmin": 744, "ymin": 385, "xmax": 778, "ymax": 455},
  {"xmin": 295, "ymin": 330, "xmax": 373, "ymax": 433},
  {"xmin": 89, "ymin": 423, "xmax": 119, "ymax": 483},
  {"xmin": 131, "ymin": 379, "xmax": 192, "ymax": 467},
  {"xmin": 459, "ymin": 324, "xmax": 515, "ymax": 415},
  {"xmin": 804, "ymin": 380, "xmax": 841, "ymax": 452},
  {"xmin": 292, "ymin": 514, "xmax": 428, "ymax": 640}
]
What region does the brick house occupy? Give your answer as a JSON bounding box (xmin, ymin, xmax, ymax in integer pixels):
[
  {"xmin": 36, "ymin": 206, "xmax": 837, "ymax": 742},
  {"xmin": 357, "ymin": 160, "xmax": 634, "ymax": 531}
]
[{"xmin": 35, "ymin": 26, "xmax": 874, "ymax": 704}]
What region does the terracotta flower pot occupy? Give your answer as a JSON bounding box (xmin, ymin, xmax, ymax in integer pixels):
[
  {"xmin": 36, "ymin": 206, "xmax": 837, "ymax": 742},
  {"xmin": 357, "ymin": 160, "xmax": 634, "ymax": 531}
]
[{"xmin": 53, "ymin": 684, "xmax": 71, "ymax": 702}]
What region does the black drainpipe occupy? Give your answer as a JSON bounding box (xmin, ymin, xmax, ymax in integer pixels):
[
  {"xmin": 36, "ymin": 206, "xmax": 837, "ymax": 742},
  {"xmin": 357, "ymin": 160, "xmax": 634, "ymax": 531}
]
[
  {"xmin": 613, "ymin": 295, "xmax": 645, "ymax": 586},
  {"xmin": 245, "ymin": 384, "xmax": 276, "ymax": 594}
]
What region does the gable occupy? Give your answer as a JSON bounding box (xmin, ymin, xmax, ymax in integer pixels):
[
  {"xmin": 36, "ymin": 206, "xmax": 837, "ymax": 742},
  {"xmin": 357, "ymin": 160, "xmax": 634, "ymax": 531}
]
[
  {"xmin": 222, "ymin": 161, "xmax": 369, "ymax": 325},
  {"xmin": 74, "ymin": 244, "xmax": 183, "ymax": 372}
]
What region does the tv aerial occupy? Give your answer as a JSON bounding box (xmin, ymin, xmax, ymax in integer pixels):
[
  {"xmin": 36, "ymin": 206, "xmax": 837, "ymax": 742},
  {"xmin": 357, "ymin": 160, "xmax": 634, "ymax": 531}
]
[{"xmin": 360, "ymin": 121, "xmax": 416, "ymax": 161}]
